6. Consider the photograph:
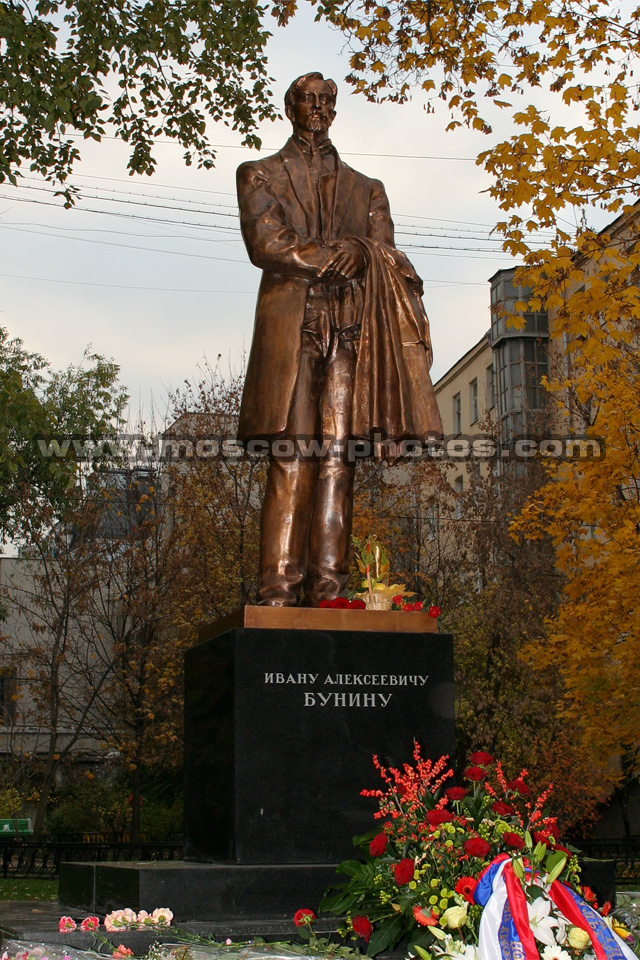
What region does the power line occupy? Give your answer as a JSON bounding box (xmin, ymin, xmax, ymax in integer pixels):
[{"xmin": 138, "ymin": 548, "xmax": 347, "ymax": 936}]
[{"xmin": 0, "ymin": 270, "xmax": 255, "ymax": 293}]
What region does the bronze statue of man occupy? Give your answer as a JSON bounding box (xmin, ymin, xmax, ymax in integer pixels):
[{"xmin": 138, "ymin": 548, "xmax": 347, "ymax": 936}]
[{"xmin": 237, "ymin": 72, "xmax": 442, "ymax": 607}]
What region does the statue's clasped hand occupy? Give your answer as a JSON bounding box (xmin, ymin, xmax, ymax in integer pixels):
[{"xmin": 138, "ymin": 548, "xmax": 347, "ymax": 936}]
[{"xmin": 317, "ymin": 239, "xmax": 366, "ymax": 283}]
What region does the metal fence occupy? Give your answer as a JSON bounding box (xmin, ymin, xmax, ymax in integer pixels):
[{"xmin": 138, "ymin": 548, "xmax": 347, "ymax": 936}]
[
  {"xmin": 1, "ymin": 837, "xmax": 638, "ymax": 884},
  {"xmin": 575, "ymin": 839, "xmax": 640, "ymax": 886},
  {"xmin": 0, "ymin": 840, "xmax": 184, "ymax": 879}
]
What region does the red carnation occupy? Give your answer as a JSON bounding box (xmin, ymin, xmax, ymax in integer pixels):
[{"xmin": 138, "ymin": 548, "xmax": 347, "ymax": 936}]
[
  {"xmin": 601, "ymin": 901, "xmax": 611, "ymax": 917},
  {"xmin": 369, "ymin": 832, "xmax": 387, "ymax": 857},
  {"xmin": 464, "ymin": 766, "xmax": 486, "ymax": 782},
  {"xmin": 394, "ymin": 858, "xmax": 415, "ymax": 885},
  {"xmin": 352, "ymin": 915, "xmax": 373, "ymax": 942},
  {"xmin": 428, "ymin": 605, "xmax": 441, "ymax": 618},
  {"xmin": 504, "ymin": 832, "xmax": 525, "ymax": 850},
  {"xmin": 464, "ymin": 837, "xmax": 491, "ymax": 858},
  {"xmin": 293, "ymin": 908, "xmax": 316, "ymax": 926},
  {"xmin": 469, "ymin": 751, "xmax": 494, "ymax": 766},
  {"xmin": 426, "ymin": 809, "xmax": 455, "ymax": 826},
  {"xmin": 492, "ymin": 800, "xmax": 515, "ymax": 816},
  {"xmin": 455, "ymin": 876, "xmax": 478, "ymax": 904},
  {"xmin": 350, "ymin": 598, "xmax": 366, "ymax": 609},
  {"xmin": 319, "ymin": 599, "xmax": 332, "ymax": 608},
  {"xmin": 392, "ymin": 595, "xmax": 403, "ymax": 605},
  {"xmin": 446, "ymin": 786, "xmax": 468, "ymax": 802},
  {"xmin": 413, "ymin": 601, "xmax": 424, "ymax": 611},
  {"xmin": 402, "ymin": 602, "xmax": 414, "ymax": 611},
  {"xmin": 334, "ymin": 596, "xmax": 350, "ymax": 608},
  {"xmin": 582, "ymin": 886, "xmax": 597, "ymax": 904},
  {"xmin": 507, "ymin": 778, "xmax": 530, "ymax": 796}
]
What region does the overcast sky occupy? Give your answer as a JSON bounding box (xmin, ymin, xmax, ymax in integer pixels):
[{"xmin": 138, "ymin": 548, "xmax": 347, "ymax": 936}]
[{"xmin": 1, "ymin": 5, "xmax": 533, "ymax": 421}]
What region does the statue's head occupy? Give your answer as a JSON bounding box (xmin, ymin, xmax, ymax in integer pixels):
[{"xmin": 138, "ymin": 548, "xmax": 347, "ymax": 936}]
[{"xmin": 284, "ymin": 72, "xmax": 337, "ymax": 138}]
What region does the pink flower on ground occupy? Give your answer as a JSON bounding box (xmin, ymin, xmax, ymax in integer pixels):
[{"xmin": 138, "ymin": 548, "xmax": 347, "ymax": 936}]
[
  {"xmin": 80, "ymin": 916, "xmax": 100, "ymax": 932},
  {"xmin": 104, "ymin": 908, "xmax": 137, "ymax": 932},
  {"xmin": 112, "ymin": 947, "xmax": 133, "ymax": 959},
  {"xmin": 150, "ymin": 908, "xmax": 173, "ymax": 926},
  {"xmin": 59, "ymin": 917, "xmax": 77, "ymax": 933}
]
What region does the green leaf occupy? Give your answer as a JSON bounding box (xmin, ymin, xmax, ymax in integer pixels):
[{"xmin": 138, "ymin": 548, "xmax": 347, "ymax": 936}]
[
  {"xmin": 336, "ymin": 858, "xmax": 367, "ymax": 878},
  {"xmin": 367, "ymin": 914, "xmax": 407, "ymax": 957}
]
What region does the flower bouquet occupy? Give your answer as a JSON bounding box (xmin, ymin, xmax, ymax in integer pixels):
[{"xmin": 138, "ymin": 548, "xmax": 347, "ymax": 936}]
[
  {"xmin": 351, "ymin": 535, "xmax": 428, "ymax": 611},
  {"xmin": 320, "ymin": 746, "xmax": 633, "ymax": 960}
]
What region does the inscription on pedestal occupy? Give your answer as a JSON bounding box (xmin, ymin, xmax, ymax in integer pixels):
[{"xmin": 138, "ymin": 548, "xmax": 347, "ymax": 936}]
[{"xmin": 184, "ymin": 624, "xmax": 454, "ymax": 866}]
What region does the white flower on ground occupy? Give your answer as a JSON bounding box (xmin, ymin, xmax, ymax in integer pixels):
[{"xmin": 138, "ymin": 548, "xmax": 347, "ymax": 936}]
[
  {"xmin": 541, "ymin": 945, "xmax": 571, "ymax": 960},
  {"xmin": 528, "ymin": 899, "xmax": 560, "ymax": 947}
]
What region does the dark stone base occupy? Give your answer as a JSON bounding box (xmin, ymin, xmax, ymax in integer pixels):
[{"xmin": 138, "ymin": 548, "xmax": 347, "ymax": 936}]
[
  {"xmin": 58, "ymin": 860, "xmax": 340, "ymax": 922},
  {"xmin": 185, "ymin": 620, "xmax": 455, "ymax": 864}
]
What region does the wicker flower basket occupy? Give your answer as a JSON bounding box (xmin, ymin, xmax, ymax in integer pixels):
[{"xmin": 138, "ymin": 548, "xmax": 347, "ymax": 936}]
[{"xmin": 364, "ymin": 594, "xmax": 393, "ymax": 611}]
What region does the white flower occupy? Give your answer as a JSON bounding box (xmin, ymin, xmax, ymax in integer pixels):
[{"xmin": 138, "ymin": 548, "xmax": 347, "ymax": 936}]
[
  {"xmin": 442, "ymin": 905, "xmax": 468, "ymax": 930},
  {"xmin": 541, "ymin": 946, "xmax": 571, "ymax": 960},
  {"xmin": 528, "ymin": 899, "xmax": 560, "ymax": 947}
]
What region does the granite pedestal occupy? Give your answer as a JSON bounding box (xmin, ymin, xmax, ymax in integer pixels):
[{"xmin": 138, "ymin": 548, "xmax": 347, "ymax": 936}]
[{"xmin": 60, "ymin": 607, "xmax": 455, "ymax": 923}]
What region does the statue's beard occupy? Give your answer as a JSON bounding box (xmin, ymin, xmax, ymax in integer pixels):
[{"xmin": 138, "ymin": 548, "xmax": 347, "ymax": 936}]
[{"xmin": 306, "ymin": 116, "xmax": 327, "ymax": 131}]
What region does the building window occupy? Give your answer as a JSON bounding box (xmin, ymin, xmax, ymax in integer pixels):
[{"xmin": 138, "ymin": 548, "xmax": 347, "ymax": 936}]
[
  {"xmin": 495, "ymin": 337, "xmax": 548, "ymax": 422},
  {"xmin": 454, "ymin": 475, "xmax": 463, "ymax": 520},
  {"xmin": 486, "ymin": 364, "xmax": 495, "ymax": 409},
  {"xmin": 453, "ymin": 392, "xmax": 461, "ymax": 434},
  {"xmin": 426, "ymin": 503, "xmax": 438, "ymax": 542},
  {"xmin": 469, "ymin": 378, "xmax": 478, "ymax": 424}
]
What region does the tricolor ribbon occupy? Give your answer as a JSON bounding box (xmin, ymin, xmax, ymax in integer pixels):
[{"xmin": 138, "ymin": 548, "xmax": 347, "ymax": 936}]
[{"xmin": 474, "ymin": 855, "xmax": 635, "ymax": 960}]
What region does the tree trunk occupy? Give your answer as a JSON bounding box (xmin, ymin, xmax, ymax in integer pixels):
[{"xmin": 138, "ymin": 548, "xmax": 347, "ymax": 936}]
[{"xmin": 131, "ymin": 764, "xmax": 142, "ymax": 842}]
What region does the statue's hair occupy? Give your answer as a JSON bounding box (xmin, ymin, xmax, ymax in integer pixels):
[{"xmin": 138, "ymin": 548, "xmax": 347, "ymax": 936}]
[{"xmin": 284, "ymin": 72, "xmax": 337, "ymax": 113}]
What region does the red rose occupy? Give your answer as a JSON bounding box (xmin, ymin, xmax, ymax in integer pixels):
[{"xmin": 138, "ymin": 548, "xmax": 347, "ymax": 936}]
[
  {"xmin": 504, "ymin": 832, "xmax": 525, "ymax": 850},
  {"xmin": 469, "ymin": 751, "xmax": 494, "ymax": 766},
  {"xmin": 319, "ymin": 599, "xmax": 332, "ymax": 608},
  {"xmin": 394, "ymin": 858, "xmax": 415, "ymax": 885},
  {"xmin": 491, "ymin": 800, "xmax": 515, "ymax": 816},
  {"xmin": 293, "ymin": 908, "xmax": 316, "ymax": 926},
  {"xmin": 464, "ymin": 837, "xmax": 491, "ymax": 858},
  {"xmin": 464, "ymin": 766, "xmax": 486, "ymax": 782},
  {"xmin": 402, "ymin": 602, "xmax": 414, "ymax": 611},
  {"xmin": 428, "ymin": 605, "xmax": 441, "ymax": 618},
  {"xmin": 426, "ymin": 809, "xmax": 455, "ymax": 826},
  {"xmin": 413, "ymin": 905, "xmax": 438, "ymax": 926},
  {"xmin": 413, "ymin": 601, "xmax": 424, "ymax": 611},
  {"xmin": 446, "ymin": 786, "xmax": 468, "ymax": 801},
  {"xmin": 546, "ymin": 821, "xmax": 560, "ymax": 840},
  {"xmin": 507, "ymin": 778, "xmax": 530, "ymax": 796},
  {"xmin": 350, "ymin": 598, "xmax": 366, "ymax": 609},
  {"xmin": 455, "ymin": 876, "xmax": 478, "ymax": 904},
  {"xmin": 392, "ymin": 594, "xmax": 403, "ymax": 605},
  {"xmin": 369, "ymin": 832, "xmax": 387, "ymax": 857},
  {"xmin": 334, "ymin": 596, "xmax": 350, "ymax": 608},
  {"xmin": 352, "ymin": 915, "xmax": 373, "ymax": 942}
]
